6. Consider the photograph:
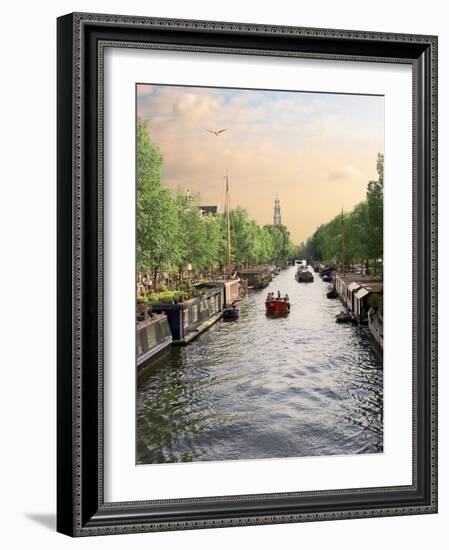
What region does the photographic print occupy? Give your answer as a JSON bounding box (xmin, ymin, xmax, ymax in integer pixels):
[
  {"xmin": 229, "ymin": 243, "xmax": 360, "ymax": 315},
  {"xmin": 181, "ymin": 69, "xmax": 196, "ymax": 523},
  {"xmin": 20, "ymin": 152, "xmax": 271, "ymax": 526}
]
[
  {"xmin": 135, "ymin": 83, "xmax": 384, "ymax": 465},
  {"xmin": 57, "ymin": 14, "xmax": 437, "ymax": 534}
]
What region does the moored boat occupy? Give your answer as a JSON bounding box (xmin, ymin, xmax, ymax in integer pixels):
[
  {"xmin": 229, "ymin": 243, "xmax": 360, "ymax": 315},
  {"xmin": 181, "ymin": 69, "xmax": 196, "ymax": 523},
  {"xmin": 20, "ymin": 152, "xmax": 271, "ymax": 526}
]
[
  {"xmin": 368, "ymin": 309, "xmax": 383, "ymax": 350},
  {"xmin": 212, "ymin": 277, "xmax": 242, "ymax": 306},
  {"xmin": 223, "ymin": 304, "xmax": 239, "ymax": 320},
  {"xmin": 335, "ymin": 310, "xmax": 356, "ymax": 324},
  {"xmin": 238, "ymin": 267, "xmax": 272, "ymax": 289},
  {"xmin": 151, "ymin": 284, "xmax": 225, "ymax": 345},
  {"xmin": 319, "ymin": 265, "xmax": 335, "ymax": 280},
  {"xmin": 137, "ymin": 312, "xmax": 172, "ymax": 367}
]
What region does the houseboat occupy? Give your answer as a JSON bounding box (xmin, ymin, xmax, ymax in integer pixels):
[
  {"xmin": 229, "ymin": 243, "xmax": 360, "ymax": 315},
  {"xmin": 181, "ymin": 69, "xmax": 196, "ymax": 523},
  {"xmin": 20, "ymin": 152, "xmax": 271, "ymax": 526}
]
[
  {"xmin": 151, "ymin": 283, "xmax": 225, "ymax": 345},
  {"xmin": 368, "ymin": 309, "xmax": 384, "ymax": 350},
  {"xmin": 238, "ymin": 267, "xmax": 272, "ymax": 289},
  {"xmin": 354, "ymin": 283, "xmax": 383, "ymax": 324},
  {"xmin": 217, "ymin": 277, "xmax": 242, "ymax": 307},
  {"xmin": 136, "ymin": 312, "xmax": 172, "ymax": 368},
  {"xmin": 333, "ymin": 273, "xmax": 383, "ymax": 324}
]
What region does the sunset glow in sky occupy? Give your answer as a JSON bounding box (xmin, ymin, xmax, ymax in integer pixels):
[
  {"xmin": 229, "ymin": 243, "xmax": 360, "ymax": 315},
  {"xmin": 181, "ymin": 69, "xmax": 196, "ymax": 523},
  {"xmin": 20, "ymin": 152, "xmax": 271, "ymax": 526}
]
[{"xmin": 137, "ymin": 83, "xmax": 384, "ymax": 243}]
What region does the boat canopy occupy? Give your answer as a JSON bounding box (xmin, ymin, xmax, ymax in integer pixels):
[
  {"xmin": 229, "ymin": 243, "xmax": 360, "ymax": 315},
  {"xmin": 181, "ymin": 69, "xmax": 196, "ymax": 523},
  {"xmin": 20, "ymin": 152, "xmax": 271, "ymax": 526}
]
[
  {"xmin": 347, "ymin": 282, "xmax": 361, "ymax": 293},
  {"xmin": 355, "ymin": 287, "xmax": 370, "ymax": 300}
]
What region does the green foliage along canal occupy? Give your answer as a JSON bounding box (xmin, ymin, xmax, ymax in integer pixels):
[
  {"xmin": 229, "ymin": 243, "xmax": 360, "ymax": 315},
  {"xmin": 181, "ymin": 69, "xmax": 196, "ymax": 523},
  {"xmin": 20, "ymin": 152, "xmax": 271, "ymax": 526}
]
[{"xmin": 136, "ymin": 266, "xmax": 383, "ymax": 464}]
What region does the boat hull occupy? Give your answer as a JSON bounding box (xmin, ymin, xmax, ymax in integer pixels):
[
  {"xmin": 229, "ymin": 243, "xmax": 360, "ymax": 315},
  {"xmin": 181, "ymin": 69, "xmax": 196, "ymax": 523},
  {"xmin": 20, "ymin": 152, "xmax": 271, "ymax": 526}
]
[
  {"xmin": 265, "ymin": 299, "xmax": 290, "ymax": 315},
  {"xmin": 137, "ymin": 314, "xmax": 172, "ymax": 368},
  {"xmin": 295, "ymin": 269, "xmax": 314, "ymax": 282},
  {"xmin": 151, "ymin": 284, "xmax": 225, "ymax": 345},
  {"xmin": 223, "ymin": 307, "xmax": 239, "ymax": 320}
]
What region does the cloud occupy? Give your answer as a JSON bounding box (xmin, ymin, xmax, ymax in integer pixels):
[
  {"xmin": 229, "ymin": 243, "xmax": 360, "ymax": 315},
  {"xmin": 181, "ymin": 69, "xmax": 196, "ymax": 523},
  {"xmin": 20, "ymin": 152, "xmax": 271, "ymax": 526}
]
[{"xmin": 328, "ymin": 165, "xmax": 362, "ymax": 181}]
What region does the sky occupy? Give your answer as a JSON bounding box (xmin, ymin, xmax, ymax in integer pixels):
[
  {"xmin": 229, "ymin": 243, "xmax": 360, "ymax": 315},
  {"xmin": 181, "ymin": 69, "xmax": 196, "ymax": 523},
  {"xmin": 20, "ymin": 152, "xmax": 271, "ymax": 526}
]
[{"xmin": 137, "ymin": 83, "xmax": 384, "ymax": 244}]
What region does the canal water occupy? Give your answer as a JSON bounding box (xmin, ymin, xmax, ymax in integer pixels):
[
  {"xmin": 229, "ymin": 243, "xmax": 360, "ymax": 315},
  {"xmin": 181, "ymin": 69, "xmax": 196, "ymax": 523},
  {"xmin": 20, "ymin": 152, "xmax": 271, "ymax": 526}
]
[{"xmin": 137, "ymin": 266, "xmax": 383, "ymax": 464}]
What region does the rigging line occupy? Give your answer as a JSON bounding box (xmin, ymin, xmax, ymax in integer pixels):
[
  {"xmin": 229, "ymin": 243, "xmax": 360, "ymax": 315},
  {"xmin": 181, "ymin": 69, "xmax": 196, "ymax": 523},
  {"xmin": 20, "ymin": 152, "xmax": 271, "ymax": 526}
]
[
  {"xmin": 228, "ymin": 188, "xmax": 237, "ymax": 264},
  {"xmin": 222, "ymin": 170, "xmax": 236, "ymax": 273}
]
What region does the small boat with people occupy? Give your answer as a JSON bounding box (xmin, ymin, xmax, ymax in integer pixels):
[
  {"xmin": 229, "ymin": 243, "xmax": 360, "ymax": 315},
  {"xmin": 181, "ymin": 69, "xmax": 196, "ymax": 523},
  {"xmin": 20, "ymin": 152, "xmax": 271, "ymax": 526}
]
[
  {"xmin": 295, "ymin": 266, "xmax": 314, "ymax": 283},
  {"xmin": 265, "ymin": 291, "xmax": 290, "ymax": 315}
]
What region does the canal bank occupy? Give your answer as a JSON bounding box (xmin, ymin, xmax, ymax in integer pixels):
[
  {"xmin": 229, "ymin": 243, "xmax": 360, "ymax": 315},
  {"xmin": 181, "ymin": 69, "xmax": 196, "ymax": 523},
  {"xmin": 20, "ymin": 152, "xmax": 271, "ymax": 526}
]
[
  {"xmin": 332, "ymin": 272, "xmax": 383, "ymax": 349},
  {"xmin": 137, "ymin": 265, "xmax": 383, "ymax": 464}
]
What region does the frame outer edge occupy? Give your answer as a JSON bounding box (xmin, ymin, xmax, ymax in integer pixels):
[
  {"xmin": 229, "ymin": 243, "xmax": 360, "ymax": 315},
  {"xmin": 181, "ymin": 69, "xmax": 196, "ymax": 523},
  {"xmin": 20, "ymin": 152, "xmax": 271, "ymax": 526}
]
[
  {"xmin": 58, "ymin": 12, "xmax": 438, "ymax": 536},
  {"xmin": 57, "ymin": 13, "xmax": 77, "ymax": 537},
  {"xmin": 430, "ymin": 35, "xmax": 438, "ymax": 513},
  {"xmin": 71, "ymin": 11, "xmax": 436, "ymax": 44}
]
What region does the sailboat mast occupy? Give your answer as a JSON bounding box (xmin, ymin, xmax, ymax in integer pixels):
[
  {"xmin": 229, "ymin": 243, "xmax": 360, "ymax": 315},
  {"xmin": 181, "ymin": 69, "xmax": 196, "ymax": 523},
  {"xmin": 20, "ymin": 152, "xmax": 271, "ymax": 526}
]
[{"xmin": 226, "ymin": 173, "xmax": 232, "ymax": 275}]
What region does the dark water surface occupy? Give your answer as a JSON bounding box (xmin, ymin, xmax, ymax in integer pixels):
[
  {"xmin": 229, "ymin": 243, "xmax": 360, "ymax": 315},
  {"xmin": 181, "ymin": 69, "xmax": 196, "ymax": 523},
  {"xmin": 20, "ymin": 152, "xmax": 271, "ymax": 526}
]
[{"xmin": 137, "ymin": 266, "xmax": 383, "ymax": 464}]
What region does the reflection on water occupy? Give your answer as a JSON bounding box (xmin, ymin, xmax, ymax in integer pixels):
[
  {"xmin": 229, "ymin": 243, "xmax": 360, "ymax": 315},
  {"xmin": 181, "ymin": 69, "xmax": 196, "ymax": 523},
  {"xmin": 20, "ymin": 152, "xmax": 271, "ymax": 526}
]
[{"xmin": 137, "ymin": 266, "xmax": 383, "ymax": 464}]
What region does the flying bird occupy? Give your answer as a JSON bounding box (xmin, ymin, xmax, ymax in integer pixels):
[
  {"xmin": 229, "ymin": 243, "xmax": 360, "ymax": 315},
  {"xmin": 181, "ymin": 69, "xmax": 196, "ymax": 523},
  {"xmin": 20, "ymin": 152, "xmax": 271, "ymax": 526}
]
[{"xmin": 205, "ymin": 128, "xmax": 227, "ymax": 136}]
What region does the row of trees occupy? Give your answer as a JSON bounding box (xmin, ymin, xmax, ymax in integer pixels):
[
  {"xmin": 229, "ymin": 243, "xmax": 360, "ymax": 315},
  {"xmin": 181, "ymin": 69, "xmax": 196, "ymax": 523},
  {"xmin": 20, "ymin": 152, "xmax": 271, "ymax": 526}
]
[
  {"xmin": 137, "ymin": 119, "xmax": 297, "ymax": 287},
  {"xmin": 298, "ymin": 153, "xmax": 384, "ymax": 275}
]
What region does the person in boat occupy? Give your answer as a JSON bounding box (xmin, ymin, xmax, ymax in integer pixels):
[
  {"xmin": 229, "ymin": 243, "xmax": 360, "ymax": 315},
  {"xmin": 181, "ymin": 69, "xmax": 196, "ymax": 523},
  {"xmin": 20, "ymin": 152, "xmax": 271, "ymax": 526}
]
[
  {"xmin": 266, "ymin": 291, "xmax": 272, "ymax": 301},
  {"xmin": 277, "ymin": 290, "xmax": 281, "ymax": 300},
  {"xmin": 284, "ymin": 293, "xmax": 289, "ymax": 302}
]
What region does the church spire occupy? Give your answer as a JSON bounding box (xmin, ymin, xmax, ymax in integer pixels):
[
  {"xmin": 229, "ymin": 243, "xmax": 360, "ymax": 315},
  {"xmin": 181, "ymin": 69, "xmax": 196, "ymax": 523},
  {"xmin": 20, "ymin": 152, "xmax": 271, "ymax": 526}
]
[{"xmin": 273, "ymin": 194, "xmax": 281, "ymax": 225}]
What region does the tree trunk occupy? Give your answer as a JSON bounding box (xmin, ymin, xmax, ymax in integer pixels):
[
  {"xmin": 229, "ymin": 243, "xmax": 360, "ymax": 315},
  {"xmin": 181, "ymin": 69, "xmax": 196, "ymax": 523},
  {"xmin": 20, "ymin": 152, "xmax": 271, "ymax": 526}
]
[{"xmin": 152, "ymin": 266, "xmax": 159, "ymax": 290}]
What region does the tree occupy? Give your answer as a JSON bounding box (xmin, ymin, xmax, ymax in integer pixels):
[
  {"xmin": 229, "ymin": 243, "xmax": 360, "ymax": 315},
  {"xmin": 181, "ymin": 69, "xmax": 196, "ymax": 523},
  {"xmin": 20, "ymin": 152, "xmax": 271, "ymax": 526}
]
[
  {"xmin": 229, "ymin": 208, "xmax": 256, "ymax": 267},
  {"xmin": 137, "ymin": 115, "xmax": 299, "ymax": 283},
  {"xmin": 301, "ymin": 153, "xmax": 384, "ymax": 275},
  {"xmin": 136, "ymin": 119, "xmax": 182, "ymax": 287},
  {"xmin": 346, "ymin": 201, "xmax": 369, "ymax": 265},
  {"xmin": 202, "ymin": 213, "xmax": 224, "ymax": 273},
  {"xmin": 175, "ymin": 191, "xmax": 224, "ymax": 275},
  {"xmin": 365, "ymin": 153, "xmax": 384, "ymax": 274}
]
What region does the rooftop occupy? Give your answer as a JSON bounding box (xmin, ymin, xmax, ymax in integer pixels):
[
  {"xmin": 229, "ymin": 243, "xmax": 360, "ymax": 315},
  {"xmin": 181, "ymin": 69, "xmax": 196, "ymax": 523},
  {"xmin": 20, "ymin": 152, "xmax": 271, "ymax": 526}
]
[
  {"xmin": 335, "ymin": 272, "xmax": 383, "ymax": 285},
  {"xmin": 362, "ymin": 282, "xmax": 384, "ymax": 292},
  {"xmin": 199, "ymin": 205, "xmax": 218, "ymax": 216}
]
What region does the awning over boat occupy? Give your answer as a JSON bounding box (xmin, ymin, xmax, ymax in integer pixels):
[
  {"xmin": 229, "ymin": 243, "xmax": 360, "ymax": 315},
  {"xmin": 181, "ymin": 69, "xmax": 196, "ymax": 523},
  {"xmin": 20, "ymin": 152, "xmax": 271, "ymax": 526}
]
[
  {"xmin": 355, "ymin": 287, "xmax": 370, "ymax": 300},
  {"xmin": 347, "ymin": 282, "xmax": 361, "ymax": 293}
]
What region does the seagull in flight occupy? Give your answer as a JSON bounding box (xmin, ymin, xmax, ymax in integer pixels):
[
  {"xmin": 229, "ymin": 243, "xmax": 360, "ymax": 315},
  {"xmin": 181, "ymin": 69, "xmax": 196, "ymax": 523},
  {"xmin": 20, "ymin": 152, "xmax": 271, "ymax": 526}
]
[{"xmin": 205, "ymin": 128, "xmax": 227, "ymax": 136}]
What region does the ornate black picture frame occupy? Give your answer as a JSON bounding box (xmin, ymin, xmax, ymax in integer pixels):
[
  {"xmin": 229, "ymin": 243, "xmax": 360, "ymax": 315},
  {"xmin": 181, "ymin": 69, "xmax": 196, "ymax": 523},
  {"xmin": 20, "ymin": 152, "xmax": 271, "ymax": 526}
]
[{"xmin": 57, "ymin": 12, "xmax": 438, "ymax": 537}]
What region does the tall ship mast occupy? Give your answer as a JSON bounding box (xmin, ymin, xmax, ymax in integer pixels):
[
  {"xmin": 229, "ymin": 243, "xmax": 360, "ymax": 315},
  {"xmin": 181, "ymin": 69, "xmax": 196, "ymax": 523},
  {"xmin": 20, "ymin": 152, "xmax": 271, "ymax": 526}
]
[
  {"xmin": 224, "ymin": 172, "xmax": 232, "ymax": 276},
  {"xmin": 341, "ymin": 207, "xmax": 346, "ymax": 275},
  {"xmin": 219, "ymin": 171, "xmax": 242, "ymax": 313}
]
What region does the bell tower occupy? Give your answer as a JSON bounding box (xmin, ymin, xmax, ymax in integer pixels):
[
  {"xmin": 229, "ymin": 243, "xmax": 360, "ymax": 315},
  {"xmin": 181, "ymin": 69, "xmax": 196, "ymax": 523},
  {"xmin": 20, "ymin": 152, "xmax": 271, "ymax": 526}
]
[{"xmin": 273, "ymin": 194, "xmax": 281, "ymax": 225}]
